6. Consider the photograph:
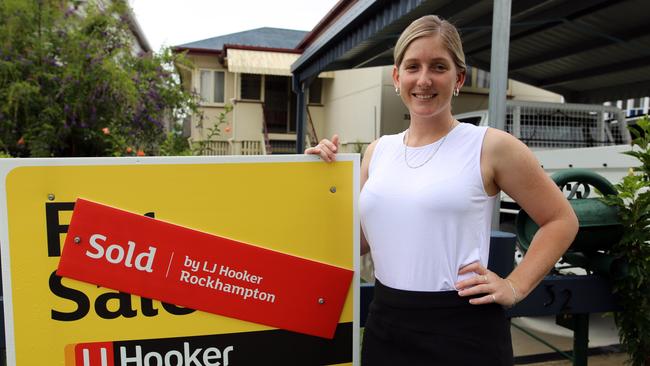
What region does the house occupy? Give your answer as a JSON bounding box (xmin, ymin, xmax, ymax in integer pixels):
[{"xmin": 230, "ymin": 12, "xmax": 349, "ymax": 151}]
[{"xmin": 172, "ymin": 27, "xmax": 330, "ymax": 155}]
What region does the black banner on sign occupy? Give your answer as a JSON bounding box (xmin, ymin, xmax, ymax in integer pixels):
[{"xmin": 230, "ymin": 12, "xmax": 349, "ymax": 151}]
[{"xmin": 110, "ymin": 322, "xmax": 353, "ymax": 365}]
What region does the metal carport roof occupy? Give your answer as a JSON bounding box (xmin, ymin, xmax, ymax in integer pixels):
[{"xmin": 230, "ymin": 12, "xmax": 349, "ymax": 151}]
[{"xmin": 292, "ymin": 0, "xmax": 650, "ymax": 104}]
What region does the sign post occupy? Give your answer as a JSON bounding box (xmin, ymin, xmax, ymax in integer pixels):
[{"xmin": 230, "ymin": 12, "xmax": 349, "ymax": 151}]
[{"xmin": 0, "ymin": 155, "xmax": 359, "ymax": 365}]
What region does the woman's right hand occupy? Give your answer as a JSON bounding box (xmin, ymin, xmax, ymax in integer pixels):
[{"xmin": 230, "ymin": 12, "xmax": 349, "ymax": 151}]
[{"xmin": 304, "ymin": 135, "xmax": 340, "ymax": 162}]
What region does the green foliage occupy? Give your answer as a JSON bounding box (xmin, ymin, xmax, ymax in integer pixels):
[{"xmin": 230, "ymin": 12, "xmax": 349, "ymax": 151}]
[
  {"xmin": 159, "ymin": 122, "xmax": 192, "ymax": 156},
  {"xmin": 600, "ymin": 115, "xmax": 650, "ymax": 365},
  {"xmin": 189, "ymin": 104, "xmax": 232, "ymax": 155},
  {"xmin": 0, "ymin": 0, "xmax": 202, "ymax": 157}
]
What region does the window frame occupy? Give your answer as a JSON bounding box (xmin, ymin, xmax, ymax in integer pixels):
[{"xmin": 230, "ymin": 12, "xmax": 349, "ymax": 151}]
[{"xmin": 198, "ymin": 69, "xmax": 226, "ymax": 106}]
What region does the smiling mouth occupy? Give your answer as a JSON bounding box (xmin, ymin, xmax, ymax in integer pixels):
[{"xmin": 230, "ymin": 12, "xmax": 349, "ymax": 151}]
[{"xmin": 412, "ymin": 93, "xmax": 436, "ymax": 100}]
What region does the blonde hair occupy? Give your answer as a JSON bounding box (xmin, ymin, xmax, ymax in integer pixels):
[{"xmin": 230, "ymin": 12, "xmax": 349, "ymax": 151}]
[{"xmin": 393, "ymin": 15, "xmax": 466, "ymax": 74}]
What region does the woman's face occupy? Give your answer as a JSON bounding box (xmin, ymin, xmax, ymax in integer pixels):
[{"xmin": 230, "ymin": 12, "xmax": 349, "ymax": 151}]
[{"xmin": 393, "ymin": 35, "xmax": 464, "ymax": 120}]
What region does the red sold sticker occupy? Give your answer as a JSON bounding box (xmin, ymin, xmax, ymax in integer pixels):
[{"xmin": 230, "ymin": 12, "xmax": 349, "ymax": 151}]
[{"xmin": 57, "ymin": 199, "xmax": 353, "ymax": 339}]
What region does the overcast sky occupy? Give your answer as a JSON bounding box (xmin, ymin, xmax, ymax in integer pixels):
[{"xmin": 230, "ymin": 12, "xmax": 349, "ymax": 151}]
[{"xmin": 129, "ymin": 0, "xmax": 340, "ymax": 52}]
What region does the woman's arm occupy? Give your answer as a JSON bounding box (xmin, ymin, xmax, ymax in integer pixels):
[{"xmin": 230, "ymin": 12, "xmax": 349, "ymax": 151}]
[
  {"xmin": 457, "ymin": 128, "xmax": 578, "ymax": 306},
  {"xmin": 487, "ymin": 129, "xmax": 578, "ymax": 301}
]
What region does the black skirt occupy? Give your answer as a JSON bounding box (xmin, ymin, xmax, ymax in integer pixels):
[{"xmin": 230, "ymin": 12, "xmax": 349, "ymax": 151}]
[{"xmin": 362, "ymin": 280, "xmax": 513, "ymax": 366}]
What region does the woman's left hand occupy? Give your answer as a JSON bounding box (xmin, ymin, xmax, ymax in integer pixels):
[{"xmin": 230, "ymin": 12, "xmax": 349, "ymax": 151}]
[{"xmin": 455, "ymin": 262, "xmax": 517, "ymax": 307}]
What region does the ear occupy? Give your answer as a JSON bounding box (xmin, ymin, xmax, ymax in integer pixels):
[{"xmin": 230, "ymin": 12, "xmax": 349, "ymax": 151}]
[
  {"xmin": 392, "ymin": 65, "xmax": 400, "ymax": 89},
  {"xmin": 456, "ymin": 70, "xmax": 466, "ymax": 90}
]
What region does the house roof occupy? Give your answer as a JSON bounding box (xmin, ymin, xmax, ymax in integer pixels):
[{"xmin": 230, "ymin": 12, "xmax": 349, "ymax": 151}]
[
  {"xmin": 176, "ymin": 27, "xmax": 309, "ymax": 52},
  {"xmin": 295, "ymin": 0, "xmax": 353, "ymax": 50},
  {"xmin": 292, "ymin": 0, "xmax": 650, "ymax": 103},
  {"xmin": 124, "ymin": 6, "xmax": 152, "ymax": 53}
]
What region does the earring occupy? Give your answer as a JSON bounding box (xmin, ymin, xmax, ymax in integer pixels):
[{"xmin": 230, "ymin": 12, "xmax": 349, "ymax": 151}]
[
  {"xmin": 395, "ymin": 87, "xmax": 400, "ymax": 95},
  {"xmin": 453, "ymin": 87, "xmax": 459, "ymax": 97}
]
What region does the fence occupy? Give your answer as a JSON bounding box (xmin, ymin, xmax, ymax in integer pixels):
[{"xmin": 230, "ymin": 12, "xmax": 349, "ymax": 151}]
[{"xmin": 198, "ymin": 140, "xmax": 266, "ymax": 156}]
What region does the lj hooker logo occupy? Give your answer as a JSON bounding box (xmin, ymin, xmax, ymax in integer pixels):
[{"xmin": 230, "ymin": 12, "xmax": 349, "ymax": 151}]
[{"xmin": 68, "ymin": 337, "xmax": 235, "ymax": 366}]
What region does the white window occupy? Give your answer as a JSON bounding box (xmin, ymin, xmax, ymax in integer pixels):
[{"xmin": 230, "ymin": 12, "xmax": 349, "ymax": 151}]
[
  {"xmin": 199, "ymin": 70, "xmax": 225, "ymax": 104},
  {"xmin": 465, "ymin": 67, "xmax": 473, "ymax": 87},
  {"xmin": 462, "ymin": 66, "xmax": 497, "ymax": 93},
  {"xmin": 476, "ymin": 68, "xmax": 490, "ymax": 89}
]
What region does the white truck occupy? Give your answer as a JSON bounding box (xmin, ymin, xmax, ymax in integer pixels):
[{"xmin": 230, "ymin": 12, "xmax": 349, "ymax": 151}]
[{"xmin": 454, "ymin": 100, "xmax": 639, "ymax": 216}]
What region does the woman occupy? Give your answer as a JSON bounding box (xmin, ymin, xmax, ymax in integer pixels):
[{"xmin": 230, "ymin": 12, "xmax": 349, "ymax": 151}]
[{"xmin": 307, "ymin": 15, "xmax": 578, "ymax": 365}]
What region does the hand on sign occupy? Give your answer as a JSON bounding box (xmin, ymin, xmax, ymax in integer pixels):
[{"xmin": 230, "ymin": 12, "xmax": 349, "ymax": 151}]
[{"xmin": 305, "ymin": 135, "xmax": 339, "ymax": 162}]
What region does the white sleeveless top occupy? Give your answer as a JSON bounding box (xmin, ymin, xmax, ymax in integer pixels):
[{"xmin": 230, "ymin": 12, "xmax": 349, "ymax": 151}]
[{"xmin": 359, "ymin": 123, "xmax": 496, "ymax": 291}]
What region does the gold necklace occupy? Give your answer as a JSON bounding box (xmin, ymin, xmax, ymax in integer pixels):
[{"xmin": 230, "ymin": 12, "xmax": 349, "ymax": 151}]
[{"xmin": 403, "ymin": 122, "xmax": 456, "ymax": 169}]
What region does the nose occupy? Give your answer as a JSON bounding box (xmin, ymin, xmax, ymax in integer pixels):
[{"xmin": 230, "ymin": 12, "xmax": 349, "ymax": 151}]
[{"xmin": 416, "ymin": 70, "xmax": 432, "ymax": 88}]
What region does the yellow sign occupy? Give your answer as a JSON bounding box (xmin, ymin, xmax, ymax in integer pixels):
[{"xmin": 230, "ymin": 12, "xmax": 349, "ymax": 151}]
[{"xmin": 0, "ymin": 155, "xmax": 359, "ymax": 365}]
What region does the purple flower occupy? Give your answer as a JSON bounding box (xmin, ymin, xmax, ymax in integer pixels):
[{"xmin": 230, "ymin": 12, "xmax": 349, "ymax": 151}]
[{"xmin": 64, "ymin": 7, "xmax": 75, "ymax": 18}]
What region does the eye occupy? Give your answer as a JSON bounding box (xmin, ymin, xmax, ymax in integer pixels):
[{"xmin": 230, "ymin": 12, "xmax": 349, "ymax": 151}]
[
  {"xmin": 433, "ymin": 63, "xmax": 448, "ymax": 72},
  {"xmin": 405, "ymin": 64, "xmax": 418, "ymax": 72}
]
